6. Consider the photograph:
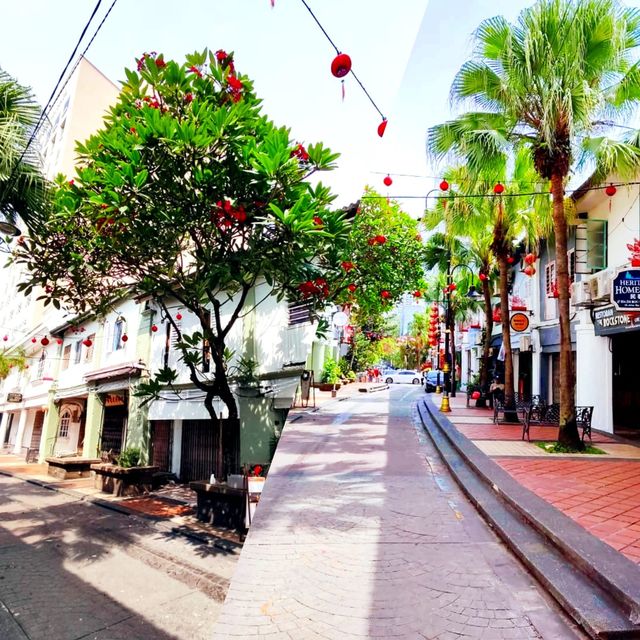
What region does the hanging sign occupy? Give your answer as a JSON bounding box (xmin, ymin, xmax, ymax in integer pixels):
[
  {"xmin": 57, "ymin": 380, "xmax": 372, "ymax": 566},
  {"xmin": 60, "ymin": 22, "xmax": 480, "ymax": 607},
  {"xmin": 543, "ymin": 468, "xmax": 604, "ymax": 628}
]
[
  {"xmin": 510, "ymin": 312, "xmax": 530, "ymax": 332},
  {"xmin": 104, "ymin": 394, "xmax": 126, "ymax": 407},
  {"xmin": 612, "ymin": 269, "xmax": 640, "ymax": 311},
  {"xmin": 6, "ymin": 392, "xmax": 23, "ymax": 403},
  {"xmin": 593, "ymin": 305, "xmax": 640, "ymax": 336}
]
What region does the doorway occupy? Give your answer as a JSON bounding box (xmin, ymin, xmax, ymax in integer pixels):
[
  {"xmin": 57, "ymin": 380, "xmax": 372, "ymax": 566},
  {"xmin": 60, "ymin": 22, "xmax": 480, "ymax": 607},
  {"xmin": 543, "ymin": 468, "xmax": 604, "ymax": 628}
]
[
  {"xmin": 101, "ymin": 405, "xmax": 128, "ymax": 455},
  {"xmin": 612, "ymin": 332, "xmax": 640, "ymax": 434}
]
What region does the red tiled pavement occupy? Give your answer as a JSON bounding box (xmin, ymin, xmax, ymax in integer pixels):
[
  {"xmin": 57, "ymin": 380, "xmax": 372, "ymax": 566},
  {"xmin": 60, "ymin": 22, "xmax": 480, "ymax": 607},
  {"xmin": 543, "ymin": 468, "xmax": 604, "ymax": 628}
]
[
  {"xmin": 455, "ymin": 423, "xmax": 617, "ymax": 443},
  {"xmin": 497, "ymin": 458, "xmax": 640, "ymax": 564}
]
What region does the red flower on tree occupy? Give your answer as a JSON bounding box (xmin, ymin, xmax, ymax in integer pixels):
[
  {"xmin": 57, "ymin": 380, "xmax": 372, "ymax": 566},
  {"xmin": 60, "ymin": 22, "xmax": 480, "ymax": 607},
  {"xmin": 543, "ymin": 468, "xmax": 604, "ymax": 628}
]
[
  {"xmin": 313, "ymin": 216, "xmax": 323, "ymax": 227},
  {"xmin": 227, "ymin": 74, "xmax": 243, "ymax": 91},
  {"xmin": 188, "ymin": 65, "xmax": 202, "ymax": 78},
  {"xmin": 347, "ymin": 283, "xmax": 357, "ymax": 292},
  {"xmin": 380, "ymin": 290, "xmax": 390, "ymax": 299},
  {"xmin": 291, "ymin": 144, "xmax": 310, "ymax": 162},
  {"xmin": 216, "ymin": 49, "xmax": 228, "ymax": 62},
  {"xmin": 341, "ymin": 261, "xmax": 355, "ymax": 271}
]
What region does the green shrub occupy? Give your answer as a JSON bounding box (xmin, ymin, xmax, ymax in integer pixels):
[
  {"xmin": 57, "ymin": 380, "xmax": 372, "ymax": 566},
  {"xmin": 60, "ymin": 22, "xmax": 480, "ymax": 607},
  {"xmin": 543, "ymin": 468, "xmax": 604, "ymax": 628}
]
[
  {"xmin": 321, "ymin": 357, "xmax": 341, "ymax": 384},
  {"xmin": 117, "ymin": 447, "xmax": 141, "ymax": 468}
]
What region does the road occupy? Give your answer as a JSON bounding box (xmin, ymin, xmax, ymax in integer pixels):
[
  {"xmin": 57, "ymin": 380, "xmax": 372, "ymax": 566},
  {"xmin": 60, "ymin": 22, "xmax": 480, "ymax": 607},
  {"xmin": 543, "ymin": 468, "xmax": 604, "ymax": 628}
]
[
  {"xmin": 214, "ymin": 385, "xmax": 585, "ymax": 639},
  {"xmin": 0, "ymin": 474, "xmax": 239, "ymax": 640}
]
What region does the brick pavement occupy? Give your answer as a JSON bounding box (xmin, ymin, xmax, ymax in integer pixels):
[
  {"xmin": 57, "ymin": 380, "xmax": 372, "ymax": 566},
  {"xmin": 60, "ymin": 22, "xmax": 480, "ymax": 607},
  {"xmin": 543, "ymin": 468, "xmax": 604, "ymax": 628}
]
[
  {"xmin": 442, "ymin": 394, "xmax": 640, "ymax": 567},
  {"xmin": 0, "ymin": 473, "xmax": 239, "ymax": 640},
  {"xmin": 213, "ymin": 386, "xmax": 580, "ymax": 639}
]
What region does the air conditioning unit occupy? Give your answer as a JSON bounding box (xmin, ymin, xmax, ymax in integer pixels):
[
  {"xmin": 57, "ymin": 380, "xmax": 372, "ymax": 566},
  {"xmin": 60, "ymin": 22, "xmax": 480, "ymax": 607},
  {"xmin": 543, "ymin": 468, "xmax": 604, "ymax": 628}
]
[
  {"xmin": 588, "ymin": 269, "xmax": 612, "ymax": 302},
  {"xmin": 570, "ymin": 281, "xmax": 592, "ymax": 307}
]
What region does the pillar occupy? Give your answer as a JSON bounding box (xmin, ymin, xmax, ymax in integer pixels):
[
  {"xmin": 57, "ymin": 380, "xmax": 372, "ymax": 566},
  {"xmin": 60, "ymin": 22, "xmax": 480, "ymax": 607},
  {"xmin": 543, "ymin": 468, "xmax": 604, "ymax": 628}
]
[
  {"xmin": 82, "ymin": 392, "xmax": 104, "ymax": 458},
  {"xmin": 125, "ymin": 381, "xmax": 150, "ymax": 463},
  {"xmin": 12, "ymin": 410, "xmax": 28, "ymax": 455},
  {"xmin": 0, "ymin": 411, "xmax": 11, "ymax": 449},
  {"xmin": 38, "ymin": 395, "xmax": 59, "ymax": 461},
  {"xmin": 531, "ymin": 329, "xmax": 542, "ymax": 397},
  {"xmin": 575, "ymin": 312, "xmax": 613, "ymax": 433},
  {"xmin": 171, "ymin": 420, "xmax": 182, "ymax": 477}
]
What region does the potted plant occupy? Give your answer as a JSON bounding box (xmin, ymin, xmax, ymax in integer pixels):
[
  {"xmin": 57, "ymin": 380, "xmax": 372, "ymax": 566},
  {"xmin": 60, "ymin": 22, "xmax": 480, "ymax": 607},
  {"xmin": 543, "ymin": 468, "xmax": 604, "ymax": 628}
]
[
  {"xmin": 91, "ymin": 446, "xmax": 159, "ymax": 497},
  {"xmin": 318, "ymin": 357, "xmax": 342, "ymax": 392}
]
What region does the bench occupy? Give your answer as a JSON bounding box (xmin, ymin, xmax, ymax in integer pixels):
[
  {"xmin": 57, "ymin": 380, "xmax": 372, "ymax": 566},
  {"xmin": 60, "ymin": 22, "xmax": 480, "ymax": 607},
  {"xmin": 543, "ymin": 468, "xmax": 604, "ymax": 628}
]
[
  {"xmin": 522, "ymin": 404, "xmax": 594, "ymax": 442},
  {"xmin": 493, "ymin": 394, "xmax": 543, "ymax": 424}
]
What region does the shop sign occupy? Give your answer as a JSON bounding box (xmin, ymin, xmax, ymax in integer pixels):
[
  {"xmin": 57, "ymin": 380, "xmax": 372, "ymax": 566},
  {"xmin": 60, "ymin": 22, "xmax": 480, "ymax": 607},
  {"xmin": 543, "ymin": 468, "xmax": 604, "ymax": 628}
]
[
  {"xmin": 612, "ymin": 269, "xmax": 640, "ymax": 311},
  {"xmin": 6, "ymin": 392, "xmax": 22, "ymax": 403},
  {"xmin": 510, "ymin": 312, "xmax": 530, "ymax": 332},
  {"xmin": 593, "ymin": 305, "xmax": 640, "ymax": 336},
  {"xmin": 104, "ymin": 393, "xmax": 126, "ymax": 407}
]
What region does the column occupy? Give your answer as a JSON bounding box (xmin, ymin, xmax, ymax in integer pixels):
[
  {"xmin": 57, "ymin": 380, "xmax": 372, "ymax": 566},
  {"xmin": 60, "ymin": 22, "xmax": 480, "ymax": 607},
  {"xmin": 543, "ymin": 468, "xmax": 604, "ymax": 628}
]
[
  {"xmin": 0, "ymin": 411, "xmax": 11, "ymax": 449},
  {"xmin": 575, "ymin": 313, "xmax": 612, "ymax": 433},
  {"xmin": 531, "ymin": 330, "xmax": 541, "ymax": 397},
  {"xmin": 82, "ymin": 392, "xmax": 104, "ymax": 458},
  {"xmin": 12, "ymin": 410, "xmax": 28, "ymax": 455},
  {"xmin": 171, "ymin": 420, "xmax": 182, "ymax": 477},
  {"xmin": 39, "ymin": 394, "xmax": 59, "ymax": 461},
  {"xmin": 126, "ymin": 382, "xmax": 149, "ymax": 463}
]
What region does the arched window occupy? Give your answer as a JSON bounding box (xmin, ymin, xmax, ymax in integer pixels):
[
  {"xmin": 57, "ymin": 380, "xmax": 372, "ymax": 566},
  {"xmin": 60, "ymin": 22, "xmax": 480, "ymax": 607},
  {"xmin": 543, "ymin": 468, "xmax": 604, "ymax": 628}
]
[{"xmin": 58, "ymin": 409, "xmax": 71, "ymax": 439}]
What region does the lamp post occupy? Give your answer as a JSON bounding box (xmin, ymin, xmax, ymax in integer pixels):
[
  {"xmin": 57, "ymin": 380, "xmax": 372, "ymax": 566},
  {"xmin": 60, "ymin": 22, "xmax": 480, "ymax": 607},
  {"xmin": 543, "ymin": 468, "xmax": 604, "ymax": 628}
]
[
  {"xmin": 440, "ymin": 259, "xmax": 482, "ymax": 412},
  {"xmin": 0, "ymin": 216, "xmax": 20, "ymax": 253}
]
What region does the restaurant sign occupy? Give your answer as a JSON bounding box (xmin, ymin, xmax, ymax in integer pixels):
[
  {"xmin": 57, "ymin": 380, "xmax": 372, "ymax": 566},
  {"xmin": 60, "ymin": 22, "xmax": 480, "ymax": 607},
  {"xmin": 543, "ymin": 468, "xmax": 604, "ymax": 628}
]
[
  {"xmin": 6, "ymin": 392, "xmax": 23, "ymax": 403},
  {"xmin": 612, "ymin": 269, "xmax": 640, "ymax": 311},
  {"xmin": 593, "ymin": 305, "xmax": 640, "ymax": 336}
]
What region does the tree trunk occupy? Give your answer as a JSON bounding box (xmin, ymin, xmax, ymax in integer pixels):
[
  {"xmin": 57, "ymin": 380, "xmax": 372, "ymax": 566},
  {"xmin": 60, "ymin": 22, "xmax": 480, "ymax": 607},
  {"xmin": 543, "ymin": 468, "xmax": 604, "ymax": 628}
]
[
  {"xmin": 498, "ymin": 256, "xmax": 518, "ymax": 422},
  {"xmin": 550, "ymin": 173, "xmax": 581, "ymax": 449},
  {"xmin": 476, "ymin": 277, "xmax": 494, "ymax": 408}
]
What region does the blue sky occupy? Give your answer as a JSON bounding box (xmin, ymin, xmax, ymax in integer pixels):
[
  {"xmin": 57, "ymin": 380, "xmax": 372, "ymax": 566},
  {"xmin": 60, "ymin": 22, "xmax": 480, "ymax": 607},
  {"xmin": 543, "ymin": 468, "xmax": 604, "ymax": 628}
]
[{"xmin": 4, "ymin": 0, "xmax": 637, "ymax": 217}]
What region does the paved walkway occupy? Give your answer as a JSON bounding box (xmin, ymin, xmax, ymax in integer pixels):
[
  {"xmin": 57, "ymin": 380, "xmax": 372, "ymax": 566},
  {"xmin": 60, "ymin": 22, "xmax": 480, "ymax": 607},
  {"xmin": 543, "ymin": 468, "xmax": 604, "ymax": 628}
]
[
  {"xmin": 440, "ymin": 394, "xmax": 640, "ymax": 566},
  {"xmin": 213, "ymin": 386, "xmax": 579, "ymax": 639}
]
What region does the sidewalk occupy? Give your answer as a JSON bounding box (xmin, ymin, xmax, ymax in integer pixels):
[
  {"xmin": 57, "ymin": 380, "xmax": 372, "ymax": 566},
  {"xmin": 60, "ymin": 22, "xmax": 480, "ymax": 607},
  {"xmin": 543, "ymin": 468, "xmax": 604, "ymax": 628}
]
[{"xmin": 437, "ymin": 393, "xmax": 640, "ymax": 565}]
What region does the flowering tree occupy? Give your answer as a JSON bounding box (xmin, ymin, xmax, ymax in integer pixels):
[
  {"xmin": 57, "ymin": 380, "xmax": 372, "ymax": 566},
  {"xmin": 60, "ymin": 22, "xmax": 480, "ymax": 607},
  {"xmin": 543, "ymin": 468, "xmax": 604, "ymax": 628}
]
[{"xmin": 15, "ymin": 50, "xmax": 351, "ymax": 477}]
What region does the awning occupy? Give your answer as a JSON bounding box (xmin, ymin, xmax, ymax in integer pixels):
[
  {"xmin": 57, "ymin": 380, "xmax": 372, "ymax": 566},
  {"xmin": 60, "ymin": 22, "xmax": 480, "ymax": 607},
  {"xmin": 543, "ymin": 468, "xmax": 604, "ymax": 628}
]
[
  {"xmin": 148, "ymin": 393, "xmax": 228, "ymax": 421},
  {"xmin": 54, "ymin": 384, "xmax": 89, "ymax": 401},
  {"xmin": 490, "ymin": 334, "xmax": 502, "ymax": 347}
]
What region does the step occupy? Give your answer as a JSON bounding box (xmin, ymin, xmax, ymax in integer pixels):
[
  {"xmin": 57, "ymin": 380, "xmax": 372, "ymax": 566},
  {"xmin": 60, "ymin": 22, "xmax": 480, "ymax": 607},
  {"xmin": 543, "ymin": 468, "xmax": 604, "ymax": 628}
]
[{"xmin": 417, "ymin": 400, "xmax": 640, "ymax": 639}]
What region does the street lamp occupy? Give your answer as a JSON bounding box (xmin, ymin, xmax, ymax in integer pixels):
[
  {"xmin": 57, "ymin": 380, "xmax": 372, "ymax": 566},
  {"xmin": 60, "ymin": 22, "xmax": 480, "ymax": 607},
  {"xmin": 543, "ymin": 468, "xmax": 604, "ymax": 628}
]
[
  {"xmin": 440, "ymin": 259, "xmax": 482, "ymax": 412},
  {"xmin": 0, "ymin": 215, "xmax": 21, "ymax": 254}
]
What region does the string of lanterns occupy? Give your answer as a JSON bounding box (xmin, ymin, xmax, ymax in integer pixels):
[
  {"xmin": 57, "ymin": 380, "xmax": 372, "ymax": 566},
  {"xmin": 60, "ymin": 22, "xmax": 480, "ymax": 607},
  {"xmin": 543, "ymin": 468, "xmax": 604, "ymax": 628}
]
[{"xmin": 270, "ymin": 0, "xmax": 388, "ymax": 138}]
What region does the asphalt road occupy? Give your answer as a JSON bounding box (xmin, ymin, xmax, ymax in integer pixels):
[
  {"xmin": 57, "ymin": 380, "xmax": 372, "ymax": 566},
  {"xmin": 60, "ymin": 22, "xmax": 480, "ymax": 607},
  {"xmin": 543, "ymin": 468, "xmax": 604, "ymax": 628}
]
[{"xmin": 0, "ymin": 474, "xmax": 239, "ymax": 640}]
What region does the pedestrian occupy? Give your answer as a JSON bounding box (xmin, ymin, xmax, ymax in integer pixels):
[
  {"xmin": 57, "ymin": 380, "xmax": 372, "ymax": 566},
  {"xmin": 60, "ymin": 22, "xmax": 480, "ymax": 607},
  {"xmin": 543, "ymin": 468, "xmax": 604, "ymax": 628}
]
[{"xmin": 373, "ymin": 367, "xmax": 380, "ymax": 382}]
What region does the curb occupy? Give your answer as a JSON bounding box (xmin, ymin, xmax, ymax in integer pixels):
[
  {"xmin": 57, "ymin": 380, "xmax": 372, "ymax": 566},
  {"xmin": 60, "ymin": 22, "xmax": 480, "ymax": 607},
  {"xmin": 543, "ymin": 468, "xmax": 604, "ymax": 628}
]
[
  {"xmin": 0, "ymin": 468, "xmax": 241, "ymax": 552},
  {"xmin": 417, "ymin": 397, "xmax": 640, "ymax": 639}
]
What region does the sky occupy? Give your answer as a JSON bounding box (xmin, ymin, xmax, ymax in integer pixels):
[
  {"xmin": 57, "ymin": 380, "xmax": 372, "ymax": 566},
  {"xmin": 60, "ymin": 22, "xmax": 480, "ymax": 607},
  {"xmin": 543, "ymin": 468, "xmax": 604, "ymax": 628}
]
[{"xmin": 3, "ymin": 0, "xmax": 637, "ymax": 218}]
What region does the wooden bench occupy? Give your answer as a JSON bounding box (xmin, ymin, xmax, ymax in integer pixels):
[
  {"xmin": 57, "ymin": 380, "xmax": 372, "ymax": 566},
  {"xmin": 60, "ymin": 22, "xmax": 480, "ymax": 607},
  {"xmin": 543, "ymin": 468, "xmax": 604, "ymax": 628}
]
[
  {"xmin": 493, "ymin": 394, "xmax": 543, "ymax": 424},
  {"xmin": 522, "ymin": 404, "xmax": 594, "ymax": 442}
]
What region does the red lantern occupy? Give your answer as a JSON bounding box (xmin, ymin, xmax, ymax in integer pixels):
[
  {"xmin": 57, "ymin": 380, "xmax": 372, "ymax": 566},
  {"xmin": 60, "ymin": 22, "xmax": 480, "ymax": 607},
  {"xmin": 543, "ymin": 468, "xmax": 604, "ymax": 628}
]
[
  {"xmin": 380, "ymin": 290, "xmax": 390, "ymax": 299},
  {"xmin": 31, "ymin": 337, "xmax": 37, "ymax": 343},
  {"xmin": 605, "ymin": 184, "xmax": 617, "ymax": 197},
  {"xmin": 377, "ymin": 119, "xmax": 388, "ymax": 138},
  {"xmin": 151, "ymin": 324, "xmax": 158, "ymax": 332},
  {"xmin": 331, "ymin": 53, "xmax": 352, "ymax": 78},
  {"xmin": 439, "ymin": 180, "xmax": 449, "ymax": 191},
  {"xmin": 449, "ymin": 283, "xmax": 456, "ymax": 291},
  {"xmin": 348, "ymin": 283, "xmax": 357, "ymax": 292},
  {"xmin": 176, "ymin": 313, "xmax": 182, "ymax": 321},
  {"xmin": 507, "ymin": 256, "xmax": 514, "ymax": 264},
  {"xmin": 2, "ymin": 335, "xmax": 7, "ymax": 342},
  {"xmin": 493, "ymin": 182, "xmax": 505, "ymax": 195},
  {"xmin": 56, "ymin": 339, "xmax": 63, "ymax": 345},
  {"xmin": 523, "ymin": 265, "xmax": 536, "ymax": 277},
  {"xmin": 524, "ymin": 253, "xmax": 536, "ymax": 265},
  {"xmin": 383, "ymin": 175, "xmax": 392, "ymax": 187},
  {"xmin": 122, "ymin": 334, "xmax": 129, "ymax": 342},
  {"xmin": 471, "ymin": 390, "xmax": 481, "ymax": 400},
  {"xmin": 413, "ymin": 290, "xmax": 422, "ymax": 298},
  {"xmin": 479, "ymin": 273, "xmax": 487, "ymax": 281},
  {"xmin": 83, "ymin": 338, "xmax": 92, "ymax": 347},
  {"xmin": 41, "ymin": 337, "xmax": 50, "ymax": 346}
]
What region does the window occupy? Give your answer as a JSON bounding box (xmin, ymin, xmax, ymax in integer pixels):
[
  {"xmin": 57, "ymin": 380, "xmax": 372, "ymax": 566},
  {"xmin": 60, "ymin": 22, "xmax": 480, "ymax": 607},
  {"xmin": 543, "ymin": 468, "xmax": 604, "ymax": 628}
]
[
  {"xmin": 62, "ymin": 345, "xmax": 71, "ymax": 370},
  {"xmin": 545, "ymin": 261, "xmax": 556, "ymax": 297},
  {"xmin": 288, "ymin": 301, "xmax": 312, "ymax": 326},
  {"xmin": 587, "ymin": 219, "xmax": 608, "ymax": 271},
  {"xmin": 73, "ymin": 340, "xmax": 82, "ymax": 364},
  {"xmin": 112, "ymin": 319, "xmax": 124, "ymax": 351},
  {"xmin": 37, "ymin": 352, "xmax": 46, "ymax": 379},
  {"xmin": 58, "ymin": 410, "xmax": 71, "ymax": 438},
  {"xmin": 568, "ymin": 250, "xmax": 576, "ymax": 283},
  {"xmin": 84, "ymin": 334, "xmax": 95, "ymax": 362}
]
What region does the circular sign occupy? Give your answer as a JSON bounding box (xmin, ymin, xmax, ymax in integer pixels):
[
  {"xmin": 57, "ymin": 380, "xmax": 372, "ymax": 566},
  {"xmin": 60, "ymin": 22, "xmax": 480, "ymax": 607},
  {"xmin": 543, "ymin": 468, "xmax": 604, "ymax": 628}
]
[
  {"xmin": 332, "ymin": 311, "xmax": 349, "ymax": 327},
  {"xmin": 510, "ymin": 312, "xmax": 530, "ymax": 332}
]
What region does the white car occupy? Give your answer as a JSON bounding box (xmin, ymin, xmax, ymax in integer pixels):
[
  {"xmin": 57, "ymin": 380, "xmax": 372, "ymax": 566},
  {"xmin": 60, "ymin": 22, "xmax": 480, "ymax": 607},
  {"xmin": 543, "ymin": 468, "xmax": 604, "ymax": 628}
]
[{"xmin": 385, "ymin": 369, "xmax": 421, "ymax": 385}]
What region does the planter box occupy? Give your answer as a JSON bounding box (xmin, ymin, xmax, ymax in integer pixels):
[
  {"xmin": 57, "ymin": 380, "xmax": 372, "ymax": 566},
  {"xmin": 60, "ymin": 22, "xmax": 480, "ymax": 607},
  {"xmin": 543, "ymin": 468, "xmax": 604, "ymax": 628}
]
[
  {"xmin": 46, "ymin": 457, "xmax": 101, "ymax": 480},
  {"xmin": 90, "ymin": 463, "xmax": 159, "ymax": 497},
  {"xmin": 315, "ymin": 382, "xmax": 341, "ymax": 392},
  {"xmin": 190, "ymin": 481, "xmax": 247, "ymax": 532}
]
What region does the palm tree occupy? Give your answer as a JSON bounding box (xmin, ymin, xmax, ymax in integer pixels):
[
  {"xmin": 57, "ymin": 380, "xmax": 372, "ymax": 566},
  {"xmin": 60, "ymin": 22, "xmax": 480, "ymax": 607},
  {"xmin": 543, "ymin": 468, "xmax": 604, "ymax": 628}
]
[
  {"xmin": 425, "ymin": 154, "xmax": 551, "ymax": 412},
  {"xmin": 428, "ymin": 0, "xmax": 640, "ymax": 446},
  {"xmin": 0, "ymin": 67, "xmax": 45, "ymax": 229}
]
